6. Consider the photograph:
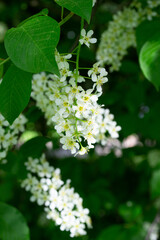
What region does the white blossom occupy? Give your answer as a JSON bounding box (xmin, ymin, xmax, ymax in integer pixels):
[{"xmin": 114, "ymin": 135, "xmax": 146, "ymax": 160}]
[
  {"xmin": 0, "ymin": 114, "xmax": 27, "ymax": 164},
  {"xmin": 31, "ymin": 51, "xmax": 121, "ymax": 155},
  {"xmin": 21, "ymin": 155, "xmax": 92, "ymax": 237},
  {"xmin": 147, "ymin": 0, "xmax": 160, "ymax": 8},
  {"xmin": 79, "ymin": 29, "xmax": 97, "ymax": 48},
  {"xmin": 97, "ymin": 0, "xmax": 160, "ymax": 72}
]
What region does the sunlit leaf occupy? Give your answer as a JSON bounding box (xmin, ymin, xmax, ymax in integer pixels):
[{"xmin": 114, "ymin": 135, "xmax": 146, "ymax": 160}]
[{"xmin": 4, "ymin": 16, "xmax": 60, "ymax": 75}]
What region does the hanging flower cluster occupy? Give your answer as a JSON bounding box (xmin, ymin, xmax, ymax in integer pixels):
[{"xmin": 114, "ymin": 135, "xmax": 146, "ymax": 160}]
[
  {"xmin": 21, "ymin": 154, "xmax": 92, "ymax": 237},
  {"xmin": 0, "ymin": 114, "xmax": 27, "ymax": 163},
  {"xmin": 96, "ymin": 0, "xmax": 160, "ymax": 72},
  {"xmin": 31, "ymin": 47, "xmax": 121, "ymax": 155}
]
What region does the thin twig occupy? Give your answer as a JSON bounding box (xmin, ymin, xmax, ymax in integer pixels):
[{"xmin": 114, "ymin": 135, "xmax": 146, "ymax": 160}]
[
  {"xmin": 59, "ymin": 12, "xmax": 74, "ymax": 27},
  {"xmin": 0, "ymin": 57, "xmax": 10, "ymax": 66}
]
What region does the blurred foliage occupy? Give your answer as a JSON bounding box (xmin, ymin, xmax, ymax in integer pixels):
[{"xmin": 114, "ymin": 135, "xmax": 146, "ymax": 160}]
[
  {"xmin": 1, "ymin": 0, "xmax": 160, "ymax": 240},
  {"xmin": 0, "ymin": 202, "xmax": 30, "ymax": 240}
]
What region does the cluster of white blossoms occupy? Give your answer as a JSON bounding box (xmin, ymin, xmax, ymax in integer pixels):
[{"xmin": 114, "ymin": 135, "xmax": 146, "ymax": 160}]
[
  {"xmin": 96, "ymin": 0, "xmax": 160, "ymax": 72},
  {"xmin": 31, "ymin": 49, "xmax": 121, "ymax": 155},
  {"xmin": 21, "ymin": 154, "xmax": 92, "ymax": 237},
  {"xmin": 0, "ymin": 114, "xmax": 27, "ymax": 163}
]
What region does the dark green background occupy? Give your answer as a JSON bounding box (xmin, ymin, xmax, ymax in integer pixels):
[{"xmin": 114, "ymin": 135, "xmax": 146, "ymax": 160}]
[{"xmin": 0, "ymin": 0, "xmax": 160, "ymax": 239}]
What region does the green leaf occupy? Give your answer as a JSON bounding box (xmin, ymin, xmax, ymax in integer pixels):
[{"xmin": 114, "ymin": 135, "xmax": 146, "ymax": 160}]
[
  {"xmin": 148, "ymin": 150, "xmax": 160, "ymax": 168},
  {"xmin": 1, "ymin": 152, "xmax": 27, "ymax": 179},
  {"xmin": 97, "ymin": 225, "xmax": 123, "ymax": 240},
  {"xmin": 0, "ymin": 202, "xmax": 30, "ymax": 240},
  {"xmin": 139, "ymin": 33, "xmax": 160, "ymax": 89},
  {"xmin": 150, "ymin": 169, "xmax": 160, "ymax": 199},
  {"xmin": 0, "ymin": 65, "xmax": 32, "ymax": 124},
  {"xmin": 0, "ymin": 180, "xmax": 14, "ymax": 202},
  {"xmin": 136, "ymin": 19, "xmax": 160, "ymax": 54},
  {"xmin": 118, "ymin": 203, "xmax": 142, "ymax": 222},
  {"xmin": 4, "ymin": 16, "xmax": 60, "ymax": 75},
  {"xmin": 20, "ymin": 136, "xmax": 49, "ymax": 158},
  {"xmin": 0, "ymin": 137, "xmax": 49, "ymax": 179},
  {"xmin": 0, "ymin": 59, "xmax": 3, "ymax": 78},
  {"xmin": 55, "ymin": 0, "xmax": 92, "ymax": 23},
  {"xmin": 136, "ymin": 19, "xmax": 160, "ymax": 89},
  {"xmin": 97, "ymin": 225, "xmax": 145, "ymax": 240},
  {"xmin": 0, "ymin": 43, "xmax": 8, "ymax": 59}
]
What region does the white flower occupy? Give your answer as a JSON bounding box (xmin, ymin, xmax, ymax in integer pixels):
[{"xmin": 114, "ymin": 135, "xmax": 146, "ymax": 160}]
[
  {"xmin": 59, "ymin": 62, "xmax": 72, "ymax": 82},
  {"xmin": 147, "ymin": 0, "xmax": 160, "ymax": 8},
  {"xmin": 0, "ymin": 151, "xmax": 6, "ymax": 159},
  {"xmin": 73, "ymin": 103, "xmax": 90, "ymax": 119},
  {"xmin": 55, "ymin": 119, "xmax": 73, "ymax": 135},
  {"xmin": 21, "ymin": 155, "xmax": 92, "ymax": 237},
  {"xmin": 79, "ymin": 29, "xmax": 97, "ymax": 47},
  {"xmin": 144, "ymin": 7, "xmax": 157, "ymax": 20},
  {"xmin": 0, "ymin": 113, "xmax": 27, "ymax": 164},
  {"xmin": 84, "ymin": 130, "xmax": 96, "ymax": 147},
  {"xmin": 31, "ymin": 52, "xmax": 121, "ymax": 155},
  {"xmin": 88, "ymin": 63, "xmax": 108, "ymax": 81},
  {"xmin": 21, "ymin": 173, "xmax": 38, "ymax": 191},
  {"xmin": 92, "ymin": 74, "xmax": 108, "ymax": 93},
  {"xmin": 0, "ymin": 115, "xmax": 9, "ymax": 127},
  {"xmin": 70, "ymin": 71, "xmax": 85, "ymax": 84},
  {"xmin": 107, "ymin": 122, "xmax": 121, "ymax": 138},
  {"xmin": 60, "ymin": 136, "xmax": 80, "ymax": 154},
  {"xmin": 97, "ymin": 0, "xmax": 160, "ymax": 71},
  {"xmin": 25, "ymin": 157, "xmax": 39, "ymax": 172},
  {"xmin": 70, "ymin": 219, "xmax": 86, "ymax": 237},
  {"xmin": 38, "ymin": 162, "xmax": 54, "ymax": 178},
  {"xmin": 77, "ymin": 147, "xmax": 88, "ymax": 156},
  {"xmin": 75, "ymin": 208, "xmax": 90, "ymax": 223}
]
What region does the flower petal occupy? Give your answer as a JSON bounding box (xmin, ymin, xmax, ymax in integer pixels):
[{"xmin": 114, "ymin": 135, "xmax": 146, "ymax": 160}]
[
  {"xmin": 90, "ymin": 38, "xmax": 97, "ymax": 44},
  {"xmin": 79, "ymin": 39, "xmax": 84, "ymax": 45},
  {"xmin": 87, "ymin": 30, "xmax": 93, "ymax": 37},
  {"xmin": 81, "ymin": 29, "xmax": 86, "ymax": 37}
]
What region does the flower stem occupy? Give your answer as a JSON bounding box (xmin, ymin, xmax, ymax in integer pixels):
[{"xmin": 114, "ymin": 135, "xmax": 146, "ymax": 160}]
[
  {"xmin": 60, "ymin": 53, "xmax": 77, "ymax": 55},
  {"xmin": 81, "ymin": 76, "xmax": 92, "ymax": 79},
  {"xmin": 75, "ymin": 18, "xmax": 84, "ymax": 85},
  {"xmin": 61, "ymin": 7, "xmax": 64, "ymax": 20},
  {"xmin": 71, "ymin": 46, "xmax": 79, "ymax": 54},
  {"xmin": 0, "ymin": 57, "xmax": 10, "ymax": 66},
  {"xmin": 59, "ymin": 12, "xmax": 74, "ymax": 27},
  {"xmin": 79, "ymin": 67, "xmax": 91, "ymax": 70},
  {"xmin": 74, "ymin": 18, "xmax": 84, "ymax": 148},
  {"xmin": 67, "ymin": 60, "xmax": 76, "ymax": 64}
]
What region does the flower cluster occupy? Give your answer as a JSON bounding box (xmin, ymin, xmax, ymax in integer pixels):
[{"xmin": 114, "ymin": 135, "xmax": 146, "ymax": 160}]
[
  {"xmin": 0, "ymin": 114, "xmax": 27, "ymax": 163},
  {"xmin": 147, "ymin": 0, "xmax": 160, "ymax": 8},
  {"xmin": 96, "ymin": 0, "xmax": 160, "ymax": 72},
  {"xmin": 21, "ymin": 154, "xmax": 92, "ymax": 237},
  {"xmin": 31, "ymin": 50, "xmax": 121, "ymax": 155}
]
